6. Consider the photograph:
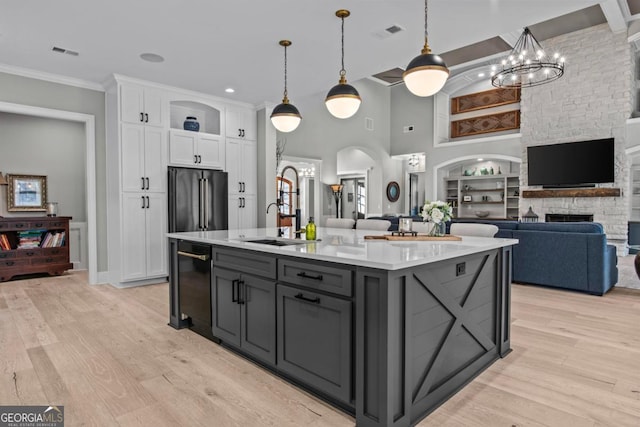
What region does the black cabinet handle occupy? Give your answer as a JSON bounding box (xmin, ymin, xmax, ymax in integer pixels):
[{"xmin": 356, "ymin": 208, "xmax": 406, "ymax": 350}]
[
  {"xmin": 145, "ymin": 113, "xmax": 149, "ymax": 123},
  {"xmin": 294, "ymin": 293, "xmax": 320, "ymax": 304},
  {"xmin": 197, "ymin": 155, "xmax": 202, "ymax": 163},
  {"xmin": 194, "ymin": 155, "xmax": 198, "ymax": 164},
  {"xmin": 238, "ymin": 280, "xmax": 245, "ymax": 305},
  {"xmin": 238, "ymin": 182, "xmax": 242, "ymax": 192},
  {"xmin": 140, "ymin": 112, "xmax": 144, "ymax": 122},
  {"xmin": 145, "ymin": 177, "xmax": 150, "ymax": 190},
  {"xmin": 5, "ymin": 261, "xmax": 15, "ymax": 266},
  {"xmin": 232, "ymin": 279, "xmax": 239, "ymax": 302},
  {"xmin": 146, "ymin": 196, "xmax": 150, "ymax": 209},
  {"xmin": 141, "ymin": 177, "xmax": 145, "ymax": 190},
  {"xmin": 141, "ymin": 196, "xmax": 145, "ymax": 209},
  {"xmin": 34, "ymin": 223, "xmax": 44, "ymax": 228},
  {"xmin": 238, "ymin": 129, "xmax": 242, "ymax": 137},
  {"xmin": 296, "ymin": 272, "xmax": 323, "ymax": 281},
  {"xmin": 16, "ymin": 224, "xmax": 24, "ymax": 228},
  {"xmin": 241, "ymin": 182, "xmax": 245, "ymax": 193},
  {"xmin": 25, "ymin": 251, "xmax": 35, "ymax": 257}
]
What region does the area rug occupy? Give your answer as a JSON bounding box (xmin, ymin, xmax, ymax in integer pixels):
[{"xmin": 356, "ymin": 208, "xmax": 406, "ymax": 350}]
[{"xmin": 616, "ymin": 255, "xmax": 640, "ymax": 290}]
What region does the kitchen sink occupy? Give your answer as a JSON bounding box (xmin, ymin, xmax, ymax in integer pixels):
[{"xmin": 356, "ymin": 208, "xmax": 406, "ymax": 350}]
[{"xmin": 242, "ymin": 238, "xmax": 307, "ymax": 246}]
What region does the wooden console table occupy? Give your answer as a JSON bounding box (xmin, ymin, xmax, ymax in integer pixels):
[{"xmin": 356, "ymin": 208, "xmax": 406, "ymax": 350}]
[{"xmin": 0, "ymin": 216, "xmax": 73, "ymax": 282}]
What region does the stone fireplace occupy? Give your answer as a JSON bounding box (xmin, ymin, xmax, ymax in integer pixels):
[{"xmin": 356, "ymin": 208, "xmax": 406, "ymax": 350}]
[{"xmin": 545, "ymin": 213, "xmax": 593, "ymax": 222}]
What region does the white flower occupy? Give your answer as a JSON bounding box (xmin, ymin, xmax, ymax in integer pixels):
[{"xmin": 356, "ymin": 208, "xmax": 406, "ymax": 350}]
[{"xmin": 431, "ymin": 209, "xmax": 444, "ymax": 223}]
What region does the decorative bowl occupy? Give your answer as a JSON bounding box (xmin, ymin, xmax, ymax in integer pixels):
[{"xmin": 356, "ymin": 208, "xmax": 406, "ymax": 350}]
[{"xmin": 475, "ymin": 210, "xmax": 490, "ymax": 218}]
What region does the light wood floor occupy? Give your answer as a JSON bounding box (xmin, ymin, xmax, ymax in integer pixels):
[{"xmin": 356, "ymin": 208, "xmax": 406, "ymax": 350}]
[{"xmin": 0, "ymin": 272, "xmax": 638, "ymax": 427}]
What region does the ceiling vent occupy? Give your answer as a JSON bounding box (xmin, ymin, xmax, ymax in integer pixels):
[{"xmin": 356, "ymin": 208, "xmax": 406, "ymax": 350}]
[
  {"xmin": 373, "ymin": 24, "xmax": 404, "ymax": 39},
  {"xmin": 52, "ymin": 46, "xmax": 79, "ymax": 56},
  {"xmin": 370, "ymin": 67, "xmax": 405, "ymax": 86}
]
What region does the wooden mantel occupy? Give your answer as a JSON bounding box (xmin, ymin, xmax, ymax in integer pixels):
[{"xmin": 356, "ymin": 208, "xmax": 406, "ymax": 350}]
[{"xmin": 522, "ymin": 188, "xmax": 621, "ymax": 198}]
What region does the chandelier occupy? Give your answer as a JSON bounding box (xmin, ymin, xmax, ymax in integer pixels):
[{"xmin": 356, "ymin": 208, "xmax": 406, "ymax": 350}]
[{"xmin": 491, "ymin": 27, "xmax": 564, "ymax": 88}]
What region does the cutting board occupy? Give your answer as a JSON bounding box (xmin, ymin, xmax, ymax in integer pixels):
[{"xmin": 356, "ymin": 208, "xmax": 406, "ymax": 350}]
[{"xmin": 364, "ymin": 234, "xmax": 462, "ymax": 241}]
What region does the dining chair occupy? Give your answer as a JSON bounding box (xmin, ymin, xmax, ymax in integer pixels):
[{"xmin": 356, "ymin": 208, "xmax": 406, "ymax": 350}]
[
  {"xmin": 326, "ymin": 218, "xmax": 356, "ymax": 229},
  {"xmin": 450, "ymin": 223, "xmax": 499, "ymax": 237}
]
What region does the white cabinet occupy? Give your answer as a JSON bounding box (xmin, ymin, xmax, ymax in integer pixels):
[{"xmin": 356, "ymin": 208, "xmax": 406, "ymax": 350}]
[
  {"xmin": 225, "ymin": 106, "xmax": 256, "ymax": 141},
  {"xmin": 229, "ymin": 194, "xmax": 257, "ymax": 230},
  {"xmin": 169, "ymin": 129, "xmax": 225, "ymax": 169},
  {"xmin": 121, "ymin": 124, "xmax": 166, "ymax": 193},
  {"xmin": 226, "ymin": 138, "xmax": 257, "ymax": 195},
  {"xmin": 120, "ymin": 84, "xmax": 166, "ymax": 127},
  {"xmin": 121, "ymin": 192, "xmax": 167, "ymax": 281}
]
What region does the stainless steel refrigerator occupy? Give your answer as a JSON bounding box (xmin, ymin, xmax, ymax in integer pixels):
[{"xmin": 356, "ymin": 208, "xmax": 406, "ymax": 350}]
[{"xmin": 168, "ymin": 167, "xmax": 228, "ymax": 232}]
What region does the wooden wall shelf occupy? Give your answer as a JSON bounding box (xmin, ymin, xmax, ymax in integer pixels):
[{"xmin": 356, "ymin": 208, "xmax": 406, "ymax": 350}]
[{"xmin": 522, "ymin": 188, "xmax": 621, "ymax": 198}]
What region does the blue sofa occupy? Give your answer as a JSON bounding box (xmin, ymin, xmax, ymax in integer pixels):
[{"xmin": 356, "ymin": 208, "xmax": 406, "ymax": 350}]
[{"xmin": 450, "ymin": 219, "xmax": 618, "ymax": 295}]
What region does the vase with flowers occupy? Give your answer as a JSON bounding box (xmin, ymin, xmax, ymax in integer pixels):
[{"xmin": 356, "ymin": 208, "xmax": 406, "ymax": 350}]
[{"xmin": 420, "ymin": 200, "xmax": 453, "ymax": 237}]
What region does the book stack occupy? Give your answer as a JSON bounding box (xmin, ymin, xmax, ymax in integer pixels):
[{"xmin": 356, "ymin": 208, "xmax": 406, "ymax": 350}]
[
  {"xmin": 0, "ymin": 234, "xmax": 10, "ymax": 250},
  {"xmin": 40, "ymin": 231, "xmax": 65, "ymax": 248},
  {"xmin": 17, "ymin": 230, "xmax": 45, "ymax": 249}
]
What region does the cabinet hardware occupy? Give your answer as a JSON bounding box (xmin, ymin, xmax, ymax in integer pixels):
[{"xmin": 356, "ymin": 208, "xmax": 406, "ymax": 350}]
[
  {"xmin": 238, "ymin": 182, "xmax": 242, "ymax": 192},
  {"xmin": 294, "ymin": 293, "xmax": 321, "ymax": 304},
  {"xmin": 197, "ymin": 155, "xmax": 202, "ymax": 163},
  {"xmin": 296, "ymin": 272, "xmax": 323, "ymax": 281},
  {"xmin": 35, "ymin": 223, "xmax": 44, "ymax": 227},
  {"xmin": 141, "ymin": 196, "xmax": 145, "ymax": 209},
  {"xmin": 146, "ymin": 196, "xmax": 150, "ymax": 208},
  {"xmin": 141, "ymin": 177, "xmax": 145, "ymax": 190},
  {"xmin": 238, "ymin": 280, "xmax": 245, "ymax": 304},
  {"xmin": 5, "ymin": 261, "xmax": 15, "ymax": 266},
  {"xmin": 238, "ymin": 129, "xmax": 242, "ymax": 137},
  {"xmin": 232, "ymin": 279, "xmax": 239, "ymax": 302},
  {"xmin": 177, "ymin": 251, "xmax": 210, "ymax": 261},
  {"xmin": 238, "ymin": 198, "xmax": 242, "ymax": 208},
  {"xmin": 16, "ymin": 224, "xmax": 24, "ymax": 228},
  {"xmin": 145, "ymin": 113, "xmax": 149, "ymax": 123},
  {"xmin": 241, "ymin": 182, "xmax": 245, "ymax": 193},
  {"xmin": 145, "ymin": 177, "xmax": 150, "ymax": 190},
  {"xmin": 26, "ymin": 252, "xmax": 35, "ymax": 257},
  {"xmin": 140, "ymin": 112, "xmax": 144, "ymax": 122},
  {"xmin": 241, "ymin": 197, "xmax": 245, "ymax": 208}
]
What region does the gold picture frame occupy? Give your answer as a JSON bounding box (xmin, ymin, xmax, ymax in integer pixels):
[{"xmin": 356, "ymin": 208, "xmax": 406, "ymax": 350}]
[{"xmin": 7, "ymin": 174, "xmax": 48, "ymax": 212}]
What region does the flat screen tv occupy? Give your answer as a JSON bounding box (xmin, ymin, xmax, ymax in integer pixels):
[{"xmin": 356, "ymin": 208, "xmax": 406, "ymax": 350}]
[{"xmin": 527, "ymin": 138, "xmax": 615, "ymax": 188}]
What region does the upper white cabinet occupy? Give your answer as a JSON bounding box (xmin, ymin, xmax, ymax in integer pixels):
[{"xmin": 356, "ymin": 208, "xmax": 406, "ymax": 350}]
[
  {"xmin": 226, "ymin": 106, "xmax": 256, "ymax": 141},
  {"xmin": 226, "ymin": 138, "xmax": 257, "ymax": 195},
  {"xmin": 169, "ymin": 129, "xmax": 225, "ymax": 170},
  {"xmin": 121, "ymin": 124, "xmax": 167, "ymax": 193},
  {"xmin": 120, "ymin": 84, "xmax": 166, "ymax": 127}
]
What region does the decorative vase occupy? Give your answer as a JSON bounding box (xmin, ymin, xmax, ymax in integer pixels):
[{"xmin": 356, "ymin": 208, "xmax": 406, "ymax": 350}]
[
  {"xmin": 183, "ymin": 116, "xmax": 200, "ymax": 132},
  {"xmin": 428, "ymin": 222, "xmax": 446, "ymax": 237}
]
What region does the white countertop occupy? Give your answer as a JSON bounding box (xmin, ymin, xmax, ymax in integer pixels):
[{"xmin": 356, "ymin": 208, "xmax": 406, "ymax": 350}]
[{"xmin": 167, "ymin": 227, "xmax": 518, "ymax": 271}]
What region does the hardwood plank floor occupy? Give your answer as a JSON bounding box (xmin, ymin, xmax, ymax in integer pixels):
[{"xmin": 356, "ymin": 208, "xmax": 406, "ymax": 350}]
[{"xmin": 0, "ymin": 272, "xmax": 638, "ymax": 426}]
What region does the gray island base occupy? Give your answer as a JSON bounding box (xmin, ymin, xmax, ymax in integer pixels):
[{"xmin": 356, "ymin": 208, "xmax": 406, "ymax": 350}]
[{"xmin": 167, "ymin": 228, "xmax": 516, "ymax": 427}]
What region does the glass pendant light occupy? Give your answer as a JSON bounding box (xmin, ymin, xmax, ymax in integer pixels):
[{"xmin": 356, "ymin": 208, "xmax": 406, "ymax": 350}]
[
  {"xmin": 325, "ymin": 9, "xmax": 361, "ymax": 119},
  {"xmin": 402, "ymin": 0, "xmax": 449, "ymax": 97},
  {"xmin": 271, "ymin": 40, "xmax": 302, "ymax": 133}
]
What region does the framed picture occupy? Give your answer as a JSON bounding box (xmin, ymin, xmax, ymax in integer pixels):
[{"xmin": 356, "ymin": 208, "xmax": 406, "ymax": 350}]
[
  {"xmin": 7, "ymin": 174, "xmax": 48, "ymax": 212},
  {"xmin": 386, "ymin": 181, "xmax": 400, "ymax": 202},
  {"xmin": 463, "ymin": 195, "xmax": 472, "ymax": 202}
]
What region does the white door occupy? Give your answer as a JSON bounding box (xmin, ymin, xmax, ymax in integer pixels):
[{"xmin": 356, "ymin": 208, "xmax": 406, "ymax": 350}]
[
  {"xmin": 120, "ymin": 85, "xmax": 145, "ymax": 125},
  {"xmin": 144, "ymin": 127, "xmax": 166, "ymax": 193},
  {"xmin": 241, "ymin": 195, "xmax": 257, "ymax": 229},
  {"xmin": 121, "ymin": 193, "xmax": 148, "ymax": 281},
  {"xmin": 226, "ymin": 106, "xmax": 256, "ymax": 141},
  {"xmin": 143, "ymin": 88, "xmax": 165, "ymax": 127},
  {"xmin": 241, "ymin": 140, "xmax": 257, "ymax": 195},
  {"xmin": 226, "ymin": 139, "xmax": 242, "ymax": 194},
  {"xmin": 145, "ymin": 192, "xmax": 167, "ymax": 278},
  {"xmin": 198, "ymin": 134, "xmax": 225, "ymax": 170},
  {"xmin": 121, "ymin": 124, "xmax": 146, "ymax": 192},
  {"xmin": 169, "ymin": 130, "xmax": 197, "ymax": 167}
]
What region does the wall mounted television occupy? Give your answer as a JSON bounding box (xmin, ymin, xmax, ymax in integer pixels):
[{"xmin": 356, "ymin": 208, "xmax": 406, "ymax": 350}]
[{"xmin": 527, "ymin": 138, "xmax": 615, "ymax": 188}]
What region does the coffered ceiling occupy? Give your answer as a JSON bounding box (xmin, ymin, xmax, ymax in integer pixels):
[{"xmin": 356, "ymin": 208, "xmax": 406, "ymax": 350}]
[{"xmin": 0, "ymin": 1, "xmax": 637, "ymax": 105}]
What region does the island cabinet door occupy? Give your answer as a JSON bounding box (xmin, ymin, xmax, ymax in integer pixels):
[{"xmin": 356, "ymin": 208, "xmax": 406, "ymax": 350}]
[
  {"xmin": 240, "ymin": 275, "xmax": 276, "ymax": 365},
  {"xmin": 276, "ymin": 284, "xmax": 352, "ymax": 404},
  {"xmin": 211, "ymin": 267, "xmax": 241, "ymax": 346}
]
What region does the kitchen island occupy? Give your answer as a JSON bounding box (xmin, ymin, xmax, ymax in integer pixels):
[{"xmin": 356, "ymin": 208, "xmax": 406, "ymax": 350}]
[{"xmin": 167, "ymin": 227, "xmax": 517, "ymax": 427}]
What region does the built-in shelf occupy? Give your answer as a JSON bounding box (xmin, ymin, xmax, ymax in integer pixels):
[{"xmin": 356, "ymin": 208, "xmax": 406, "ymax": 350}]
[
  {"xmin": 461, "ymin": 201, "xmax": 504, "ymax": 205},
  {"xmin": 522, "ymin": 188, "xmax": 621, "ymax": 198}
]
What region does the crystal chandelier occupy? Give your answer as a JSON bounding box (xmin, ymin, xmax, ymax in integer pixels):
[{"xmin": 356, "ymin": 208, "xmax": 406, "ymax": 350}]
[{"xmin": 491, "ymin": 27, "xmax": 564, "ymax": 88}]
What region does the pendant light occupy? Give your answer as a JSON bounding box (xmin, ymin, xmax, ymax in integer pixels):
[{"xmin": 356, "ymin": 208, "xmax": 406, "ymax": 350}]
[
  {"xmin": 271, "ymin": 40, "xmax": 302, "ymax": 133},
  {"xmin": 325, "ymin": 9, "xmax": 361, "ymax": 119},
  {"xmin": 402, "ymin": 0, "xmax": 449, "ymax": 97}
]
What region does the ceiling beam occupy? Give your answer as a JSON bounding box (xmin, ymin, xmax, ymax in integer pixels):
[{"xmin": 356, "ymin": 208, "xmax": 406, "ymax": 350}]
[
  {"xmin": 499, "ymin": 30, "xmax": 523, "ymax": 48},
  {"xmin": 600, "ymin": 0, "xmax": 628, "ymax": 33}
]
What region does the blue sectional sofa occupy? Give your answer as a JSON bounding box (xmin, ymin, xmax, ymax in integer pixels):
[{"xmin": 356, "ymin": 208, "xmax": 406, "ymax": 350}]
[{"xmin": 449, "ymin": 219, "xmax": 618, "ymax": 295}]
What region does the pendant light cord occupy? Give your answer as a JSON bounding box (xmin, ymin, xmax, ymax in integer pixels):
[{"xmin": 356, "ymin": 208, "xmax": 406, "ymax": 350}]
[
  {"xmin": 283, "ymin": 44, "xmax": 289, "ymax": 102},
  {"xmin": 422, "ymin": 0, "xmax": 432, "ymax": 54},
  {"xmin": 340, "ymin": 15, "xmax": 346, "ymax": 77}
]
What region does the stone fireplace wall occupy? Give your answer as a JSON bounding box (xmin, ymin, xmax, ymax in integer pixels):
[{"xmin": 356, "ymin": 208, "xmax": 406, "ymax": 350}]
[{"xmin": 520, "ymin": 24, "xmax": 633, "ymax": 252}]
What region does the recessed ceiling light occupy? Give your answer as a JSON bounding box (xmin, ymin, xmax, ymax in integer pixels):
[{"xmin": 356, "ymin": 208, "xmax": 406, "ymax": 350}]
[
  {"xmin": 225, "ymin": 88, "xmax": 235, "ymax": 93},
  {"xmin": 478, "ymin": 73, "xmax": 485, "ymax": 78},
  {"xmin": 477, "ymin": 158, "xmax": 484, "ymax": 161},
  {"xmin": 140, "ymin": 53, "xmax": 164, "ymax": 63}
]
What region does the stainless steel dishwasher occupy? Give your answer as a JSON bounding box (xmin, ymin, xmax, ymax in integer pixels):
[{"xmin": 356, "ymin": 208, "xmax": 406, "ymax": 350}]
[{"xmin": 177, "ymin": 241, "xmax": 217, "ymax": 341}]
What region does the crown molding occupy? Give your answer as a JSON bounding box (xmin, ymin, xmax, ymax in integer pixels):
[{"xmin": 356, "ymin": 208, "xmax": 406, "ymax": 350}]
[{"xmin": 0, "ymin": 63, "xmax": 105, "ymax": 92}]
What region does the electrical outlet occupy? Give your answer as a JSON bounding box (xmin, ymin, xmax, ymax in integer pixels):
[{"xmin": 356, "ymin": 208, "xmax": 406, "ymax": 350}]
[
  {"xmin": 456, "ymin": 262, "xmax": 466, "ymax": 276},
  {"xmin": 403, "ymin": 125, "xmax": 414, "ymax": 133}
]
